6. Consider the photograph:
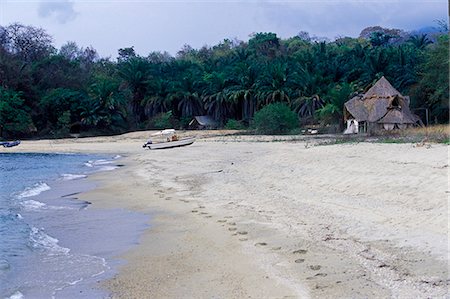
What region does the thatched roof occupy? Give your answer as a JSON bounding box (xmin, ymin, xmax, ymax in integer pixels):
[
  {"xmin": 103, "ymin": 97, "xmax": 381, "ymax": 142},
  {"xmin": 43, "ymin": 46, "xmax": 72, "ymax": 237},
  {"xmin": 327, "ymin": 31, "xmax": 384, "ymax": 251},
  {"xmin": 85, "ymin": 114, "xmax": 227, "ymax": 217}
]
[
  {"xmin": 344, "ymin": 76, "xmax": 420, "ymax": 125},
  {"xmin": 377, "ymin": 108, "xmax": 416, "ymax": 124},
  {"xmin": 363, "ymin": 76, "xmax": 402, "ymax": 99},
  {"xmin": 194, "ymin": 115, "xmax": 216, "ymax": 126},
  {"xmin": 189, "ymin": 115, "xmax": 217, "ymax": 128}
]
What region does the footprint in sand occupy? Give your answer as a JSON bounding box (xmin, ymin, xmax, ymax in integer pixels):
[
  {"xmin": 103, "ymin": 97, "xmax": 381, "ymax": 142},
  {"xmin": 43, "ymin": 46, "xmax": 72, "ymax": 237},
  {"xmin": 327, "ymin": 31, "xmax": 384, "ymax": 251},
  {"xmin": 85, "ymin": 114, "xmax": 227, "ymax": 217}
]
[
  {"xmin": 198, "ymin": 205, "xmax": 205, "ymax": 209},
  {"xmin": 239, "ymin": 238, "xmax": 248, "ymax": 241},
  {"xmin": 255, "ymin": 242, "xmax": 267, "ymax": 247},
  {"xmin": 227, "ymin": 222, "xmax": 236, "ymax": 226},
  {"xmin": 292, "ymin": 249, "xmax": 308, "ymax": 255},
  {"xmin": 191, "ymin": 210, "xmax": 198, "ymax": 213},
  {"xmin": 228, "ymin": 227, "xmax": 237, "ymax": 231},
  {"xmin": 313, "ymin": 284, "xmax": 328, "ymax": 290},
  {"xmin": 271, "ymin": 246, "xmax": 282, "ymax": 251},
  {"xmin": 165, "ymin": 197, "xmax": 171, "ymax": 200},
  {"xmin": 314, "ymin": 273, "xmax": 327, "ymax": 277},
  {"xmin": 224, "ymin": 216, "xmax": 233, "ymax": 219},
  {"xmin": 309, "ymin": 265, "xmax": 321, "ymax": 271},
  {"xmin": 237, "ymin": 231, "xmax": 248, "ymax": 235},
  {"xmin": 205, "ymin": 215, "xmax": 212, "ymax": 218},
  {"xmin": 295, "ymin": 259, "xmax": 305, "ymax": 263},
  {"xmin": 217, "ymin": 219, "xmax": 227, "ymax": 223}
]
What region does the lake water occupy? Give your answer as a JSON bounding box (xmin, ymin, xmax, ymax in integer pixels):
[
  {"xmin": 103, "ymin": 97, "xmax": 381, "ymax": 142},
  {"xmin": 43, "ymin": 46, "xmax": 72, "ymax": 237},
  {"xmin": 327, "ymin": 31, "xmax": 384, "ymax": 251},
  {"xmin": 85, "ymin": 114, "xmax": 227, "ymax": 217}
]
[{"xmin": 0, "ymin": 153, "xmax": 148, "ymax": 298}]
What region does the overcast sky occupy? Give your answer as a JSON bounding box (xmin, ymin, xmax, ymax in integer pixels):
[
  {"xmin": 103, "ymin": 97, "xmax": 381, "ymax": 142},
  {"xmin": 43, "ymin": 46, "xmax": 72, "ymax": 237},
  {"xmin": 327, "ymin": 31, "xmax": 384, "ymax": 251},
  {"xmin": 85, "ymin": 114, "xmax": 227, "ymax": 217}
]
[{"xmin": 1, "ymin": 0, "xmax": 447, "ymax": 58}]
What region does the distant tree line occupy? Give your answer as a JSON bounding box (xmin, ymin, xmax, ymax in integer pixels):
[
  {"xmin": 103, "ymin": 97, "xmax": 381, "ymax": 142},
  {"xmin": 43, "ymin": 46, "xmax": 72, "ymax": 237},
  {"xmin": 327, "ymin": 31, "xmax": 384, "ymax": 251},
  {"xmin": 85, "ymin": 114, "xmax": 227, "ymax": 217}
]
[{"xmin": 0, "ymin": 22, "xmax": 448, "ymax": 138}]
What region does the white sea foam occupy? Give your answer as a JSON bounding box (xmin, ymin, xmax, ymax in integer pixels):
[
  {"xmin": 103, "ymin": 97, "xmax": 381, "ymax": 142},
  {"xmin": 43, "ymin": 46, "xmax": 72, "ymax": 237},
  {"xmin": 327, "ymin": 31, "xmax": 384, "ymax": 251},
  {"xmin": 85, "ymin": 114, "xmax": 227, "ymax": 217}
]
[
  {"xmin": 21, "ymin": 200, "xmax": 73, "ymax": 211},
  {"xmin": 21, "ymin": 199, "xmax": 47, "ymax": 211},
  {"xmin": 16, "ymin": 213, "xmax": 23, "ymax": 219},
  {"xmin": 85, "ymin": 159, "xmax": 113, "ymax": 168},
  {"xmin": 29, "ymin": 227, "xmax": 70, "ymax": 255},
  {"xmin": 51, "ymin": 255, "xmax": 109, "ymax": 299},
  {"xmin": 97, "ymin": 165, "xmax": 119, "ymax": 171},
  {"xmin": 61, "ymin": 173, "xmax": 87, "ymax": 181},
  {"xmin": 90, "ymin": 159, "xmax": 112, "ymax": 165},
  {"xmin": 84, "ymin": 158, "xmax": 119, "ymax": 171},
  {"xmin": 91, "ymin": 256, "xmax": 108, "ymax": 277},
  {"xmin": 113, "ymin": 155, "xmax": 122, "ymax": 160},
  {"xmin": 7, "ymin": 291, "xmax": 24, "ymax": 299},
  {"xmin": 17, "ymin": 182, "xmax": 51, "ymax": 198}
]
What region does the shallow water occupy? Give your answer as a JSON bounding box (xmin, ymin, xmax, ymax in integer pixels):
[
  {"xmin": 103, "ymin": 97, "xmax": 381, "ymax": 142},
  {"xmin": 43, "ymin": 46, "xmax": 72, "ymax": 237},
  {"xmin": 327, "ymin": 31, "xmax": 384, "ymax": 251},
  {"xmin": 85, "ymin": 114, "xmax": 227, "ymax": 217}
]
[{"xmin": 0, "ymin": 153, "xmax": 148, "ymax": 298}]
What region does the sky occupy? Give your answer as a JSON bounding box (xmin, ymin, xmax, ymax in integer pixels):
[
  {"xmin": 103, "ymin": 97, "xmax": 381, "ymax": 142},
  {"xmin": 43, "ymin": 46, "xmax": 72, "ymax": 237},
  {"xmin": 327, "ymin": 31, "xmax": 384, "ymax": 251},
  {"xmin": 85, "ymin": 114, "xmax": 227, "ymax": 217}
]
[{"xmin": 0, "ymin": 0, "xmax": 447, "ymax": 59}]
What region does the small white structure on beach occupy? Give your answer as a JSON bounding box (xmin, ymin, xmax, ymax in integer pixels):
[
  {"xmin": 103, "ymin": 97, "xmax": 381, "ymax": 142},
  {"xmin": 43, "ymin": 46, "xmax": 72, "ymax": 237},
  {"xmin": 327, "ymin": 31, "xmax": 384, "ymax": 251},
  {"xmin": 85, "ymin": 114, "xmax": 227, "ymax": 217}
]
[{"xmin": 344, "ymin": 119, "xmax": 358, "ymax": 134}]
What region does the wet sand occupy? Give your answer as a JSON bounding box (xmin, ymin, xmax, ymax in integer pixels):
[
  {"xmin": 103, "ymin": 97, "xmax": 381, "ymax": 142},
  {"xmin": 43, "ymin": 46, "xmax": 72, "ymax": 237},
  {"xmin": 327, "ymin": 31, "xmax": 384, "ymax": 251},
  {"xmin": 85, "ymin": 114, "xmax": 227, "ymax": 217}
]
[{"xmin": 8, "ymin": 131, "xmax": 449, "ymax": 298}]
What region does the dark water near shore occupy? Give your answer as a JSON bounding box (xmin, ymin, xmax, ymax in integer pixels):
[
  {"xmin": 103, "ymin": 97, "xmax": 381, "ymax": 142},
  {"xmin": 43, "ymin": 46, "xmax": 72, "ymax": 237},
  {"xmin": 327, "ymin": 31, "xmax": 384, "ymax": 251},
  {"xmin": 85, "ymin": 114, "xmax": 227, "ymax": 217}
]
[{"xmin": 0, "ymin": 153, "xmax": 149, "ymax": 298}]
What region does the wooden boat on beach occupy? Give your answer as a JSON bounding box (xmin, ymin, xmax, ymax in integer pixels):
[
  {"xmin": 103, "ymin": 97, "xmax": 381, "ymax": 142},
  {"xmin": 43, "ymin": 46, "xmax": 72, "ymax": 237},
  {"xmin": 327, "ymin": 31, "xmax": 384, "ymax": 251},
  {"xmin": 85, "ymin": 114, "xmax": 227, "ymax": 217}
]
[
  {"xmin": 143, "ymin": 129, "xmax": 195, "ymax": 150},
  {"xmin": 0, "ymin": 140, "xmax": 20, "ymax": 148}
]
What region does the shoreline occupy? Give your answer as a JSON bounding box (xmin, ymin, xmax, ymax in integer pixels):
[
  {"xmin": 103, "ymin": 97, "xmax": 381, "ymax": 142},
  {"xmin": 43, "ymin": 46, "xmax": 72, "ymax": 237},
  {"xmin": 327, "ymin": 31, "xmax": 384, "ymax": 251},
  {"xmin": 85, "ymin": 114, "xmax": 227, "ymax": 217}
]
[
  {"xmin": 0, "ymin": 152, "xmax": 149, "ymax": 299},
  {"xmin": 46, "ymin": 166, "xmax": 149, "ymax": 299},
  {"xmin": 93, "ymin": 156, "xmax": 309, "ymax": 298},
  {"xmin": 6, "ymin": 132, "xmax": 449, "ymax": 298}
]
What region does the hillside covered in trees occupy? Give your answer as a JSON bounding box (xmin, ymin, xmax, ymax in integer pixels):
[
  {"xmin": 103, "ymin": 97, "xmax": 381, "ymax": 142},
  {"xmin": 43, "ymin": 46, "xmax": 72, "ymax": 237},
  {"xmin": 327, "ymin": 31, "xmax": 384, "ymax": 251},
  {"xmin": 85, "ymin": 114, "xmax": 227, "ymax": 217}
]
[{"xmin": 0, "ymin": 23, "xmax": 448, "ymax": 138}]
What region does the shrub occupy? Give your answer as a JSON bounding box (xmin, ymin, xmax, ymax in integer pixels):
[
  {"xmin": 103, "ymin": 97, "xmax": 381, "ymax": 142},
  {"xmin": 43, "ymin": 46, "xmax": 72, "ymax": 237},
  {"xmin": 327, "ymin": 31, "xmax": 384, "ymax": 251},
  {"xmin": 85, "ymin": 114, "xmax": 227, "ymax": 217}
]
[
  {"xmin": 225, "ymin": 119, "xmax": 246, "ymax": 130},
  {"xmin": 150, "ymin": 111, "xmax": 175, "ymax": 129},
  {"xmin": 179, "ymin": 116, "xmax": 192, "ymax": 129},
  {"xmin": 252, "ymin": 103, "xmax": 298, "ymax": 134}
]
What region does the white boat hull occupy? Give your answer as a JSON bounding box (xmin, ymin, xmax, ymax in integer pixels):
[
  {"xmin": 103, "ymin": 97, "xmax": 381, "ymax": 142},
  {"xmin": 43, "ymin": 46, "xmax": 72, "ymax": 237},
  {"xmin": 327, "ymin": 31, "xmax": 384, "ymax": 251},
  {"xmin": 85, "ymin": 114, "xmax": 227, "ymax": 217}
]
[{"xmin": 145, "ymin": 137, "xmax": 195, "ymax": 150}]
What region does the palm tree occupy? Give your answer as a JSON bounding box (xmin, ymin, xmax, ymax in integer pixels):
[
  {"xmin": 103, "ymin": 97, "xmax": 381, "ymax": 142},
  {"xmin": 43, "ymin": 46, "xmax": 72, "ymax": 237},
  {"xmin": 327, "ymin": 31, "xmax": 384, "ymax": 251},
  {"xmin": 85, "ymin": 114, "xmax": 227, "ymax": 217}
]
[
  {"xmin": 291, "ymin": 94, "xmax": 324, "ymax": 122},
  {"xmin": 79, "ymin": 99, "xmax": 105, "ymax": 127},
  {"xmin": 387, "ymin": 46, "xmax": 418, "ymax": 90},
  {"xmin": 227, "ymin": 62, "xmax": 257, "ymax": 122},
  {"xmin": 360, "ymin": 48, "xmax": 390, "ymax": 84},
  {"xmin": 408, "ymin": 34, "xmax": 432, "ymax": 50},
  {"xmin": 169, "ymin": 72, "xmax": 204, "ymax": 118},
  {"xmin": 142, "ymin": 77, "xmax": 172, "ymax": 118},
  {"xmin": 317, "ymin": 83, "xmax": 353, "ymax": 128},
  {"xmin": 202, "ymin": 72, "xmax": 234, "ymax": 124},
  {"xmin": 118, "ymin": 57, "xmax": 152, "ymax": 124},
  {"xmin": 175, "ymin": 91, "xmax": 203, "ymax": 118},
  {"xmin": 88, "ymin": 76, "xmax": 127, "ymax": 129},
  {"xmin": 254, "ymin": 62, "xmax": 292, "ymax": 108}
]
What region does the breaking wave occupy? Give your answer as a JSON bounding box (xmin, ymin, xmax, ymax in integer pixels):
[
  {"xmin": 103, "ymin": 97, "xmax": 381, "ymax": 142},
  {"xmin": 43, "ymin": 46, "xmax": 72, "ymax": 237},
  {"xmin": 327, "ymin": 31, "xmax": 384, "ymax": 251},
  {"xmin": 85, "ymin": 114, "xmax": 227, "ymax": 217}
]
[
  {"xmin": 28, "ymin": 227, "xmax": 70, "ymax": 255},
  {"xmin": 17, "ymin": 183, "xmax": 50, "ymax": 199}
]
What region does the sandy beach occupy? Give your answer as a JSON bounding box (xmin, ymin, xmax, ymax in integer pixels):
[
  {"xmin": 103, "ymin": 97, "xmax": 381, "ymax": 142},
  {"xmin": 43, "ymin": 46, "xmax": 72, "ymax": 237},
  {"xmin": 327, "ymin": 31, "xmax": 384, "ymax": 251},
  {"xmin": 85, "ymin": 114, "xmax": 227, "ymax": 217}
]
[{"xmin": 8, "ymin": 131, "xmax": 449, "ymax": 298}]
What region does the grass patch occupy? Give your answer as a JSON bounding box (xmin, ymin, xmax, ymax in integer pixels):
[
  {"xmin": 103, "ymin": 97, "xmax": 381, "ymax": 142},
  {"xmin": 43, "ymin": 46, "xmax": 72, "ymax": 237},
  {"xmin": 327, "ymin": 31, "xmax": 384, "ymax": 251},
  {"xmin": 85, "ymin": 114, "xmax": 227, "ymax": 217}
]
[
  {"xmin": 316, "ymin": 125, "xmax": 450, "ymax": 146},
  {"xmin": 378, "ymin": 138, "xmax": 408, "ymax": 144},
  {"xmin": 372, "ymin": 125, "xmax": 450, "ymax": 144}
]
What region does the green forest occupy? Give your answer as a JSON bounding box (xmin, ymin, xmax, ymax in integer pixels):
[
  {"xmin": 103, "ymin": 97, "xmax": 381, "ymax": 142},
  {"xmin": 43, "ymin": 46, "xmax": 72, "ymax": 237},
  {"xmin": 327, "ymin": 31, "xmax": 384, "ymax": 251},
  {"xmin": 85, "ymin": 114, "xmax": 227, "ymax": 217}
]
[{"xmin": 0, "ymin": 23, "xmax": 448, "ymax": 138}]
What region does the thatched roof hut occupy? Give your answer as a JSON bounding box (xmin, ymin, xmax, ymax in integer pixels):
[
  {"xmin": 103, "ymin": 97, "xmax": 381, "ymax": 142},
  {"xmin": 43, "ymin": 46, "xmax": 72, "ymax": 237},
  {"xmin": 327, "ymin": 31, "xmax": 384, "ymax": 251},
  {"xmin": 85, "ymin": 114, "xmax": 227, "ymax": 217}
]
[
  {"xmin": 344, "ymin": 77, "xmax": 421, "ymax": 132},
  {"xmin": 189, "ymin": 115, "xmax": 217, "ymax": 129}
]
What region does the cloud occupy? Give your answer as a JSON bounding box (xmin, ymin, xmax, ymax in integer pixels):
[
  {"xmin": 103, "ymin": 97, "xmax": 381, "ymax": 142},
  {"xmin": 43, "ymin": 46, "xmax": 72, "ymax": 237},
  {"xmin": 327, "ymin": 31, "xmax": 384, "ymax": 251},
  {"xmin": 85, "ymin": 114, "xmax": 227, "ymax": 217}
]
[
  {"xmin": 16, "ymin": 0, "xmax": 446, "ymax": 58},
  {"xmin": 256, "ymin": 0, "xmax": 447, "ymax": 40},
  {"xmin": 38, "ymin": 1, "xmax": 78, "ymax": 24}
]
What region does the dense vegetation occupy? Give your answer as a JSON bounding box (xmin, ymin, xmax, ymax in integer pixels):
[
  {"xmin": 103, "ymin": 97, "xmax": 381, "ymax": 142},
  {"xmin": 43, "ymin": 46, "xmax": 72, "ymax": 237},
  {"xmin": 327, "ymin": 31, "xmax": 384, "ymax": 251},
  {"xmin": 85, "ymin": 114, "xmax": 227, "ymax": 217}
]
[
  {"xmin": 0, "ymin": 23, "xmax": 448, "ymax": 138},
  {"xmin": 253, "ymin": 103, "xmax": 298, "ymax": 134}
]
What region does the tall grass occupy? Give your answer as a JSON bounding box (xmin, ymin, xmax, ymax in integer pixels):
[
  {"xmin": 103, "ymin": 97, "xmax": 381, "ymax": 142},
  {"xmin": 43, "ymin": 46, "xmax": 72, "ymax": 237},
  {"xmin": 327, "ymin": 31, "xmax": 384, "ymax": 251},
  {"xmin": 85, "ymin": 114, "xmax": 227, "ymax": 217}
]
[{"xmin": 375, "ymin": 125, "xmax": 450, "ymax": 144}]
